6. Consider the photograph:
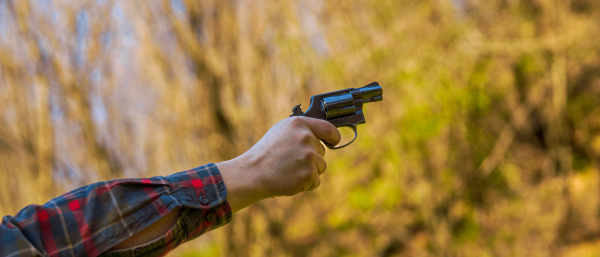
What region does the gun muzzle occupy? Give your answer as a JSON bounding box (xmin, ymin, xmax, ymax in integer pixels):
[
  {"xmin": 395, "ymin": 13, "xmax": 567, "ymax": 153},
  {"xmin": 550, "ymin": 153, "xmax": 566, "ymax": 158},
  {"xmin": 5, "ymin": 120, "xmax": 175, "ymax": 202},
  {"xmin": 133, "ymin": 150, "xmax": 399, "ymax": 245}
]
[
  {"xmin": 359, "ymin": 83, "xmax": 383, "ymax": 103},
  {"xmin": 320, "ymin": 83, "xmax": 383, "ymax": 119}
]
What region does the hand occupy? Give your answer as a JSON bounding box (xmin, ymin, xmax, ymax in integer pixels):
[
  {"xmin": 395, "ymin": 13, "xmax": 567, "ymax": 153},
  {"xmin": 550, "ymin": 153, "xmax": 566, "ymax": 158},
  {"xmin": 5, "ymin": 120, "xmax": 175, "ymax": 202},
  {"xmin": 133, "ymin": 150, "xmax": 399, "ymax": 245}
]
[{"xmin": 217, "ymin": 117, "xmax": 341, "ymax": 212}]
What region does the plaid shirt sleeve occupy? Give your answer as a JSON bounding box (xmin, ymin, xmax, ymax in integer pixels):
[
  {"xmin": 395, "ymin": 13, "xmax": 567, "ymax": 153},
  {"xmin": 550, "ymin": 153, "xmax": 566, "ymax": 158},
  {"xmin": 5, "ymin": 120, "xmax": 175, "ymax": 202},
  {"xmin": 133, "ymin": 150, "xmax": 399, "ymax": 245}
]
[{"xmin": 0, "ymin": 163, "xmax": 232, "ymax": 257}]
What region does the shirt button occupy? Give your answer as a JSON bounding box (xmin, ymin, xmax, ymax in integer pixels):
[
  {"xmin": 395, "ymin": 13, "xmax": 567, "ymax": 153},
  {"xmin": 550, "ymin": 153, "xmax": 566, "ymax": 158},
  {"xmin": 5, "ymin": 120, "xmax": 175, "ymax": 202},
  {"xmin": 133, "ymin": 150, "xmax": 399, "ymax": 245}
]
[
  {"xmin": 199, "ymin": 196, "xmax": 209, "ymax": 205},
  {"xmin": 206, "ymin": 213, "xmax": 216, "ymax": 223},
  {"xmin": 134, "ymin": 248, "xmax": 143, "ymax": 256}
]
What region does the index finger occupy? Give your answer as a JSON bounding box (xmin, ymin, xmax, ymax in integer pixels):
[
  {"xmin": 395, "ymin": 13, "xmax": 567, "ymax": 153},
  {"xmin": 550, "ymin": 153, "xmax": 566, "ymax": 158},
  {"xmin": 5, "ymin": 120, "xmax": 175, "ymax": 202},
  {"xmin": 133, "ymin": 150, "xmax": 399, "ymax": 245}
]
[{"xmin": 300, "ymin": 117, "xmax": 342, "ymax": 147}]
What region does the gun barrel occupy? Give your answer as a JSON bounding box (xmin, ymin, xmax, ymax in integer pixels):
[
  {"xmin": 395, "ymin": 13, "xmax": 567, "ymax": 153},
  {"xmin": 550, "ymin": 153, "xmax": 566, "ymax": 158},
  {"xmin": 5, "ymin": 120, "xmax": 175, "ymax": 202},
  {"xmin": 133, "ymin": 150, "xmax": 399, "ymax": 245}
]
[{"xmin": 358, "ymin": 83, "xmax": 383, "ymax": 103}]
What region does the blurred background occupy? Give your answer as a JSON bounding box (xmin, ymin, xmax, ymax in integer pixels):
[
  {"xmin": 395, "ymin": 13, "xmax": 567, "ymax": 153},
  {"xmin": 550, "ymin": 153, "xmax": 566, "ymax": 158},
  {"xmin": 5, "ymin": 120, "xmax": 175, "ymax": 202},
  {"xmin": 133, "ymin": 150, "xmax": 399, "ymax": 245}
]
[{"xmin": 1, "ymin": 0, "xmax": 600, "ymax": 256}]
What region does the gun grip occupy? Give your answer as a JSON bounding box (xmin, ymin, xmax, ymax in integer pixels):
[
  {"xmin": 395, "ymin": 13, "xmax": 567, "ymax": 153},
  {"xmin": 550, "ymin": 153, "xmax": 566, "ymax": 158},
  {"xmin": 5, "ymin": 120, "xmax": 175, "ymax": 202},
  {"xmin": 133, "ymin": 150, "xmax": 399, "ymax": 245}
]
[{"xmin": 323, "ymin": 125, "xmax": 358, "ymax": 149}]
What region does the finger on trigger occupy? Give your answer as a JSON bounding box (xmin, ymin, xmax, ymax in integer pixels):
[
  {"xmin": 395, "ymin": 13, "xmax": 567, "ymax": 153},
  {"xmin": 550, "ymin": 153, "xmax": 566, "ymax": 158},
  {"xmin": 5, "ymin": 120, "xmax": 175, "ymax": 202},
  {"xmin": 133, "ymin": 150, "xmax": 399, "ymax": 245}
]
[{"xmin": 303, "ymin": 117, "xmax": 342, "ymax": 147}]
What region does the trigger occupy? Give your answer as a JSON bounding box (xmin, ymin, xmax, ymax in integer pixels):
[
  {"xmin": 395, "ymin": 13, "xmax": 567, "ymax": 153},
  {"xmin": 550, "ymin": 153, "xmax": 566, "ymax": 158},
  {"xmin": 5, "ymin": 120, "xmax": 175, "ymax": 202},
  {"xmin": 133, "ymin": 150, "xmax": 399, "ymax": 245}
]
[{"xmin": 324, "ymin": 126, "xmax": 358, "ymax": 150}]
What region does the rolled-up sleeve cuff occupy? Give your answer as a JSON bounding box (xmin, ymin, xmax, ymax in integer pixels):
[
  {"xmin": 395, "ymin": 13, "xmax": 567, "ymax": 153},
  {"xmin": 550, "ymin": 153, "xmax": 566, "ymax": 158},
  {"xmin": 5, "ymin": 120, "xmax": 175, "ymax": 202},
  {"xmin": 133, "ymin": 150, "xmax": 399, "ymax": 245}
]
[
  {"xmin": 165, "ymin": 163, "xmax": 230, "ymax": 210},
  {"xmin": 165, "ymin": 163, "xmax": 232, "ymax": 243},
  {"xmin": 101, "ymin": 164, "xmax": 231, "ymax": 256}
]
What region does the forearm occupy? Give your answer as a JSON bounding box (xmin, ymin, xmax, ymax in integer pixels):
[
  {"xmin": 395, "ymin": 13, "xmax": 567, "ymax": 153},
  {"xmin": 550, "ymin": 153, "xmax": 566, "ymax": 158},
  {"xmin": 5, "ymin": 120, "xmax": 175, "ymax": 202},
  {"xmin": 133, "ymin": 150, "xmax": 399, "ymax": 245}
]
[
  {"xmin": 112, "ymin": 156, "xmax": 264, "ymax": 250},
  {"xmin": 1, "ymin": 164, "xmax": 231, "ymax": 256},
  {"xmin": 107, "ymin": 164, "xmax": 232, "ymax": 253}
]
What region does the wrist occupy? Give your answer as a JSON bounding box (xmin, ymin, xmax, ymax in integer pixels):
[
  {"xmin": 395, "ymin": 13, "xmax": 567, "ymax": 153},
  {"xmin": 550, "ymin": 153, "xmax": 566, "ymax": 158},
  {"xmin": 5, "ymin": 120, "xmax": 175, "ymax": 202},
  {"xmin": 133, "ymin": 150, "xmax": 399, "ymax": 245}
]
[{"xmin": 216, "ymin": 155, "xmax": 269, "ymax": 212}]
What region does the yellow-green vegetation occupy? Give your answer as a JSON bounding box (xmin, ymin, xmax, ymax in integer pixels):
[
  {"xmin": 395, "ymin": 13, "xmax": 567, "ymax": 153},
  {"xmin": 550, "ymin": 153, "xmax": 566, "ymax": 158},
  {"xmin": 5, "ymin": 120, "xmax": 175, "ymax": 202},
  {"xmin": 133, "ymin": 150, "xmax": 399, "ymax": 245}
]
[{"xmin": 1, "ymin": 0, "xmax": 600, "ymax": 256}]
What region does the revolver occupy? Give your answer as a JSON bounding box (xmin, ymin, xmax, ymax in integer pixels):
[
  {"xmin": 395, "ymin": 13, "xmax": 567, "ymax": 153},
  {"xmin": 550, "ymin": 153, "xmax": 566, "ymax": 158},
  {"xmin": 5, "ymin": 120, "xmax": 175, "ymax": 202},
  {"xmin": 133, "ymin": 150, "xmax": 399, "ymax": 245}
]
[{"xmin": 290, "ymin": 82, "xmax": 383, "ymax": 149}]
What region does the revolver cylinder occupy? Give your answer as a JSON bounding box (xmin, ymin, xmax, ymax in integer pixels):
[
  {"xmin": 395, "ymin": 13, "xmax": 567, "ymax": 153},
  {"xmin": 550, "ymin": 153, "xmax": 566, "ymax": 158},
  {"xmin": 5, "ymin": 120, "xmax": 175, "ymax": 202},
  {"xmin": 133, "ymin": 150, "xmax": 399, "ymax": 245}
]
[{"xmin": 321, "ymin": 94, "xmax": 356, "ymax": 119}]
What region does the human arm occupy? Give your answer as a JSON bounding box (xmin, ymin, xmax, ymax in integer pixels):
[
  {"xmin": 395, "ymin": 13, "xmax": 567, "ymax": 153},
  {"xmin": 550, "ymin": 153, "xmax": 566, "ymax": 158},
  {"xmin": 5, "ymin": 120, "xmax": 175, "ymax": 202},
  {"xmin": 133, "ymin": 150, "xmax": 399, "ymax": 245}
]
[
  {"xmin": 112, "ymin": 116, "xmax": 341, "ymax": 249},
  {"xmin": 0, "ymin": 117, "xmax": 340, "ymax": 256}
]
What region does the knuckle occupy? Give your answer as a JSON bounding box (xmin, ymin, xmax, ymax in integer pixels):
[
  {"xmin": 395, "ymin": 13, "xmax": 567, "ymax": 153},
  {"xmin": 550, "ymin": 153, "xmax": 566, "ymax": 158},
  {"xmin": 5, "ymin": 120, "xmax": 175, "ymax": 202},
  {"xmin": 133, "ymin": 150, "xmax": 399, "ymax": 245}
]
[
  {"xmin": 289, "ymin": 116, "xmax": 305, "ymax": 127},
  {"xmin": 300, "ymin": 149, "xmax": 316, "ymax": 162},
  {"xmin": 299, "ymin": 131, "xmax": 314, "ymax": 144},
  {"xmin": 301, "ymin": 167, "xmax": 314, "ymax": 180},
  {"xmin": 319, "ymin": 120, "xmax": 331, "ymax": 129}
]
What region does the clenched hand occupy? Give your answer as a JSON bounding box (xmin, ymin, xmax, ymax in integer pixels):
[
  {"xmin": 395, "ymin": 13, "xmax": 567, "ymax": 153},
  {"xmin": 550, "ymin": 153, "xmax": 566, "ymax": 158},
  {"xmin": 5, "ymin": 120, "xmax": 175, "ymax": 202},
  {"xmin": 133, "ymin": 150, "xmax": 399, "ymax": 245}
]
[{"xmin": 218, "ymin": 117, "xmax": 341, "ymax": 212}]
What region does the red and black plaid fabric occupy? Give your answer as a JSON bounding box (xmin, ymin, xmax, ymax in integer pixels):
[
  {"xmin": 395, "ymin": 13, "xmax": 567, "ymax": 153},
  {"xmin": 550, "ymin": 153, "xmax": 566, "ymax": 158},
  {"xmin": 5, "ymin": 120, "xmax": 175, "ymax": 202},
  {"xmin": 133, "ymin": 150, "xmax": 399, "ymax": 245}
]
[{"xmin": 1, "ymin": 163, "xmax": 232, "ymax": 257}]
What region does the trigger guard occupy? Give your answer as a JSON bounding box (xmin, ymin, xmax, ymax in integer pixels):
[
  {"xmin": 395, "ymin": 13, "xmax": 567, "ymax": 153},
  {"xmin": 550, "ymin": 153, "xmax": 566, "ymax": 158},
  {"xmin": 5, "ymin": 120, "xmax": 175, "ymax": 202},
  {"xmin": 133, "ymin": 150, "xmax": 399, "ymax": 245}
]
[{"xmin": 324, "ymin": 125, "xmax": 358, "ymax": 150}]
